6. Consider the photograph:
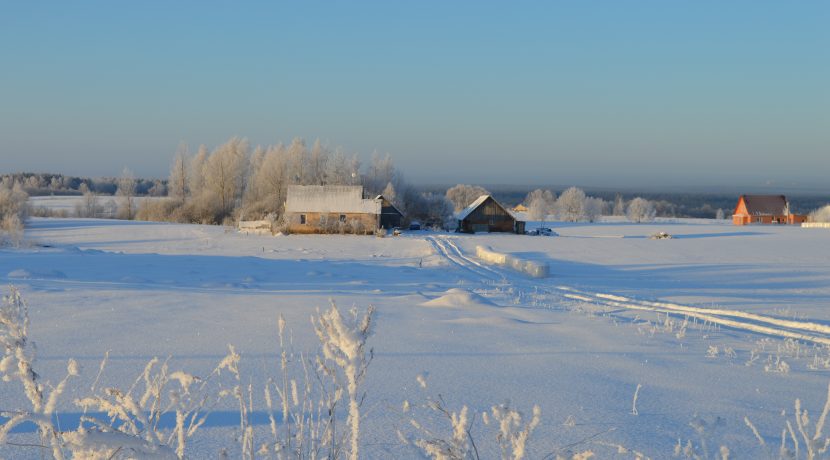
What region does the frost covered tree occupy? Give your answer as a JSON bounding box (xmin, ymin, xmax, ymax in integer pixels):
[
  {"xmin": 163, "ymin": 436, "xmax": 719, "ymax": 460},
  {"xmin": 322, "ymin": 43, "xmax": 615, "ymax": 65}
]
[
  {"xmin": 809, "ymin": 205, "xmax": 830, "ymax": 223},
  {"xmin": 0, "ymin": 180, "xmax": 28, "ymax": 246},
  {"xmin": 382, "ymin": 181, "xmax": 397, "ymax": 205},
  {"xmin": 446, "ymin": 184, "xmax": 489, "ymax": 212},
  {"xmin": 584, "ymin": 197, "xmax": 605, "ymax": 223},
  {"xmin": 525, "ymin": 189, "xmax": 555, "ymax": 226},
  {"xmin": 715, "ymin": 208, "xmax": 725, "ymax": 220},
  {"xmin": 204, "ymin": 137, "xmax": 249, "ymax": 220},
  {"xmin": 286, "ymin": 137, "xmax": 309, "ymax": 185},
  {"xmin": 365, "ymin": 151, "xmax": 397, "ymax": 196},
  {"xmin": 555, "ymin": 187, "xmax": 587, "ymax": 222},
  {"xmin": 421, "ymin": 193, "xmax": 455, "ymax": 230},
  {"xmin": 168, "ymin": 143, "xmax": 189, "ymax": 202},
  {"xmin": 116, "ymin": 168, "xmax": 137, "ymax": 220},
  {"xmin": 75, "ymin": 183, "xmax": 102, "ymax": 218},
  {"xmin": 613, "ymin": 194, "xmax": 626, "ymax": 216},
  {"xmin": 309, "ymin": 139, "xmax": 330, "ymax": 186},
  {"xmin": 626, "ymin": 197, "xmax": 656, "ymax": 223}
]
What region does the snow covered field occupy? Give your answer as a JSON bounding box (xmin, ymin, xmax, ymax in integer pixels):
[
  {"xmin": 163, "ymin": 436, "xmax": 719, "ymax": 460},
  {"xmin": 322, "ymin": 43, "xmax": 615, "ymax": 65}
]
[
  {"xmin": 27, "ymin": 195, "xmax": 166, "ymax": 215},
  {"xmin": 3, "ymin": 217, "xmax": 830, "ymax": 458}
]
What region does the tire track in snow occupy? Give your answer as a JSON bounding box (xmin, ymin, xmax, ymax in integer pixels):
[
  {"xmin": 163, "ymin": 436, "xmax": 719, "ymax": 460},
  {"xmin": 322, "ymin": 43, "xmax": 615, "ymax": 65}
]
[
  {"xmin": 425, "ymin": 236, "xmax": 499, "ymax": 281},
  {"xmin": 556, "ymin": 286, "xmax": 830, "ymax": 345},
  {"xmin": 426, "ymin": 236, "xmax": 830, "ymax": 346}
]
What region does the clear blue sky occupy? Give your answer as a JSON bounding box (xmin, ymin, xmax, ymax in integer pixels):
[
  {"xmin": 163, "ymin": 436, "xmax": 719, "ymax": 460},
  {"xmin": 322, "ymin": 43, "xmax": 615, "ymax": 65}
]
[{"xmin": 1, "ymin": 1, "xmax": 827, "ymax": 189}]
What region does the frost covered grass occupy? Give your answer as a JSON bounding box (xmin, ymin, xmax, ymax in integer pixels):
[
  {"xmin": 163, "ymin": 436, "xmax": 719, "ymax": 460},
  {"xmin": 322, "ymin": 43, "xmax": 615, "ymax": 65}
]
[{"xmin": 1, "ymin": 287, "xmax": 377, "ymax": 459}]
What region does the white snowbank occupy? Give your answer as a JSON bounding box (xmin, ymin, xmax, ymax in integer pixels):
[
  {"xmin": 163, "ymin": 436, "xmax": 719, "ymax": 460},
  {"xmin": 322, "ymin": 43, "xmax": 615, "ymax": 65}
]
[
  {"xmin": 802, "ymin": 222, "xmax": 830, "ymax": 228},
  {"xmin": 475, "ymin": 246, "xmax": 549, "ymax": 278},
  {"xmin": 422, "ymin": 288, "xmax": 495, "ymax": 308}
]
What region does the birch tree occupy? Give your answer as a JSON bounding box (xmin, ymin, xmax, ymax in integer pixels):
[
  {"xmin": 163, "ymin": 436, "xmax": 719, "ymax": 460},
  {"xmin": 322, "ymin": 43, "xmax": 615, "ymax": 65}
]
[
  {"xmin": 525, "ymin": 189, "xmax": 555, "ymax": 227},
  {"xmin": 555, "ymin": 187, "xmax": 587, "ymax": 222},
  {"xmin": 627, "ymin": 197, "xmax": 656, "ymax": 223},
  {"xmin": 116, "ymin": 168, "xmax": 137, "ymax": 220},
  {"xmin": 445, "ymin": 184, "xmax": 489, "ymax": 212},
  {"xmin": 168, "ymin": 143, "xmax": 189, "ymax": 202},
  {"xmin": 204, "ymin": 137, "xmax": 249, "ymax": 220}
]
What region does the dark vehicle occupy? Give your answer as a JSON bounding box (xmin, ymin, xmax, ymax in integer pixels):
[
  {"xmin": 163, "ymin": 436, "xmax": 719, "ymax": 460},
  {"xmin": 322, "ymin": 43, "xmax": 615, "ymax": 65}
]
[
  {"xmin": 409, "ymin": 221, "xmax": 421, "ymax": 231},
  {"xmin": 528, "ymin": 227, "xmax": 557, "ymax": 236}
]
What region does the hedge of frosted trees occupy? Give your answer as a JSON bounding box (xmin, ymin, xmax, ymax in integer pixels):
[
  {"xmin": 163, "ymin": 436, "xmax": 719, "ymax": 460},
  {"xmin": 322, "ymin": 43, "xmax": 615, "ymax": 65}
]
[{"xmin": 138, "ymin": 137, "xmax": 455, "ymax": 229}]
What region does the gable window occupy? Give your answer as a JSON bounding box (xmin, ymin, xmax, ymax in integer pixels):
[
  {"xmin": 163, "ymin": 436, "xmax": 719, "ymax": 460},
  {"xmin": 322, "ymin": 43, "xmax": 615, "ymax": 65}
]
[
  {"xmin": 339, "ymin": 214, "xmax": 346, "ymax": 223},
  {"xmin": 300, "ymin": 214, "xmax": 307, "ymax": 224}
]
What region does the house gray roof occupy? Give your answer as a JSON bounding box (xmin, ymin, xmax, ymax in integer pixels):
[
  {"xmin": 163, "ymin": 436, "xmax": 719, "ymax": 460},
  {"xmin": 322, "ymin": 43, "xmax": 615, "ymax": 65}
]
[
  {"xmin": 285, "ymin": 185, "xmax": 381, "ymax": 214},
  {"xmin": 740, "ymin": 195, "xmax": 788, "ymax": 216}
]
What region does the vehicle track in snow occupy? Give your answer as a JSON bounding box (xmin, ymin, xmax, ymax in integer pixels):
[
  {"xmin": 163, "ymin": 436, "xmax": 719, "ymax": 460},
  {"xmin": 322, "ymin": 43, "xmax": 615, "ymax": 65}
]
[
  {"xmin": 427, "ymin": 235, "xmax": 830, "ymax": 346},
  {"xmin": 425, "ymin": 235, "xmax": 503, "ymax": 281}
]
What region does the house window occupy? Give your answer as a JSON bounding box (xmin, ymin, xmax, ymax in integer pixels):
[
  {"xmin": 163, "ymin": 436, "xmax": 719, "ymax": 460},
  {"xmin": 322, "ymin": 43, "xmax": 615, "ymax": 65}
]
[
  {"xmin": 300, "ymin": 214, "xmax": 307, "ymax": 224},
  {"xmin": 339, "ymin": 214, "xmax": 346, "ymax": 223}
]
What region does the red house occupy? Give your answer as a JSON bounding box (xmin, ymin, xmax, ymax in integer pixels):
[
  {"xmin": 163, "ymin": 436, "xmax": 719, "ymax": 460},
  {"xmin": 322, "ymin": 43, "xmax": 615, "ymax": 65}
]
[{"xmin": 732, "ymin": 195, "xmax": 806, "ymax": 225}]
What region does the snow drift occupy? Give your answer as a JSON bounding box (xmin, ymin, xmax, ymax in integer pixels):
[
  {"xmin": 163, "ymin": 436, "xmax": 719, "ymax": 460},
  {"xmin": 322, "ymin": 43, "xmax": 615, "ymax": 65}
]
[{"xmin": 475, "ymin": 246, "xmax": 549, "ymax": 278}]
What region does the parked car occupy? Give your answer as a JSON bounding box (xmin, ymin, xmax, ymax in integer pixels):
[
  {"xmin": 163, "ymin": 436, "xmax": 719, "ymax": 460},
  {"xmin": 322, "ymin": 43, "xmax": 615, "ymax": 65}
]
[
  {"xmin": 409, "ymin": 221, "xmax": 421, "ymax": 231},
  {"xmin": 528, "ymin": 227, "xmax": 557, "ymax": 236}
]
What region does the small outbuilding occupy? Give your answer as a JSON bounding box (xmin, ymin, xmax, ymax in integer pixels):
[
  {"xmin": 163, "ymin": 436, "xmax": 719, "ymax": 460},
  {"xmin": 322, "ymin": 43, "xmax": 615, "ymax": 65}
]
[
  {"xmin": 457, "ymin": 195, "xmax": 525, "ymax": 234},
  {"xmin": 376, "ymin": 195, "xmax": 404, "ymax": 230},
  {"xmin": 512, "ymin": 204, "xmax": 528, "ymax": 213},
  {"xmin": 732, "ymin": 195, "xmax": 806, "ymax": 225}
]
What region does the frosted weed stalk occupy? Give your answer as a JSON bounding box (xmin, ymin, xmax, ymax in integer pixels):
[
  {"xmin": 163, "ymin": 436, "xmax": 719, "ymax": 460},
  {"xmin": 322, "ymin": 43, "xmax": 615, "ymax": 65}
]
[
  {"xmin": 0, "ymin": 286, "xmax": 75, "ymax": 459},
  {"xmin": 399, "ymin": 375, "xmax": 544, "ymax": 460}
]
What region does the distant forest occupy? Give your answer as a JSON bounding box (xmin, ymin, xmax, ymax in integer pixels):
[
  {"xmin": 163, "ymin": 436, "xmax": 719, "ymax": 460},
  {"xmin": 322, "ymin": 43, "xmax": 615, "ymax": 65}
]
[
  {"xmin": 3, "ymin": 172, "xmax": 829, "ymax": 219},
  {"xmin": 1, "ymin": 172, "xmax": 166, "ymax": 197}
]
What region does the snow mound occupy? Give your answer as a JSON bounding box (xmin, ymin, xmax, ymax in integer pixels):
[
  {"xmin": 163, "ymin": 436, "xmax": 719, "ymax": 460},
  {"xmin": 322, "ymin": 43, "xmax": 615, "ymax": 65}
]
[
  {"xmin": 7, "ymin": 268, "xmax": 67, "ymax": 279},
  {"xmin": 422, "ymin": 288, "xmax": 495, "ymax": 309}
]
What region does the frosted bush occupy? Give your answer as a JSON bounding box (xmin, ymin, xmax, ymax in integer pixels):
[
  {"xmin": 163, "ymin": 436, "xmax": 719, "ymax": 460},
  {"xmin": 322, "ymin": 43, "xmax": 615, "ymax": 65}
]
[
  {"xmin": 400, "ymin": 375, "xmax": 541, "ymax": 460},
  {"xmin": 0, "ymin": 180, "xmax": 28, "ymax": 246},
  {"xmin": 808, "ymin": 205, "xmax": 830, "ymax": 223}
]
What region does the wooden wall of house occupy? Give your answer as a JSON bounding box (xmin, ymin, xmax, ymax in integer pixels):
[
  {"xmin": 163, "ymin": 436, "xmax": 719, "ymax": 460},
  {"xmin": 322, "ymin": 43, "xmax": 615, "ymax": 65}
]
[
  {"xmin": 460, "ymin": 198, "xmax": 516, "ymax": 233},
  {"xmin": 286, "ymin": 212, "xmax": 378, "ymax": 234}
]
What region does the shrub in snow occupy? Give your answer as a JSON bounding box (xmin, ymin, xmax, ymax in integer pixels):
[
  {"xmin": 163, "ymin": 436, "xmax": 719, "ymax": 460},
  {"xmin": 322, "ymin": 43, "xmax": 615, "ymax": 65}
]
[
  {"xmin": 649, "ymin": 231, "xmax": 673, "ymax": 239},
  {"xmin": 809, "ymin": 205, "xmax": 830, "ymax": 223}
]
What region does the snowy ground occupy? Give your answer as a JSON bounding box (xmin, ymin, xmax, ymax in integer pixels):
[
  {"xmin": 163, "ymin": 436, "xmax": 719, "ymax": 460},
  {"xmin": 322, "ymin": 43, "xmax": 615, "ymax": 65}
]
[
  {"xmin": 27, "ymin": 195, "xmax": 165, "ymax": 215},
  {"xmin": 3, "ymin": 218, "xmax": 830, "ymax": 458}
]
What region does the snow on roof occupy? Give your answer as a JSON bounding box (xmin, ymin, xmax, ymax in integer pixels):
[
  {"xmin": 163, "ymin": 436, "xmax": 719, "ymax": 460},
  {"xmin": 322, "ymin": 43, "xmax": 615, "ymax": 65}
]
[
  {"xmin": 285, "ymin": 185, "xmax": 381, "ymax": 214},
  {"xmin": 456, "ymin": 195, "xmax": 491, "ymax": 221}
]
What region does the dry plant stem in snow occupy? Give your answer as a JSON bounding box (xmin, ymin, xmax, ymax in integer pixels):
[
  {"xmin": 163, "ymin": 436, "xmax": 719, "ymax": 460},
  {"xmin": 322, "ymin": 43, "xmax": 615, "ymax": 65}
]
[
  {"xmin": 0, "ymin": 286, "xmax": 75, "ymax": 459},
  {"xmin": 312, "ymin": 302, "xmax": 374, "ymax": 460},
  {"xmin": 402, "ymin": 381, "xmax": 541, "ymax": 460}
]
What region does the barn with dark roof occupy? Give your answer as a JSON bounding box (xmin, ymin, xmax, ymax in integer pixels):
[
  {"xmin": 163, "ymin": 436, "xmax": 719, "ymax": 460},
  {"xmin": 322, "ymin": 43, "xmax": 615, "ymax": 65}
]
[
  {"xmin": 456, "ymin": 195, "xmax": 525, "ymax": 234},
  {"xmin": 732, "ymin": 195, "xmax": 806, "ymax": 225}
]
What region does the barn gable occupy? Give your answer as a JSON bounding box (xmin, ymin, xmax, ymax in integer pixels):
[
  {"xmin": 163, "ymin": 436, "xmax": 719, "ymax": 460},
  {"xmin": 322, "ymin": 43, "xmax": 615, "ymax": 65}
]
[
  {"xmin": 376, "ymin": 194, "xmax": 404, "ymax": 229},
  {"xmin": 457, "ymin": 195, "xmax": 524, "ymax": 234}
]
